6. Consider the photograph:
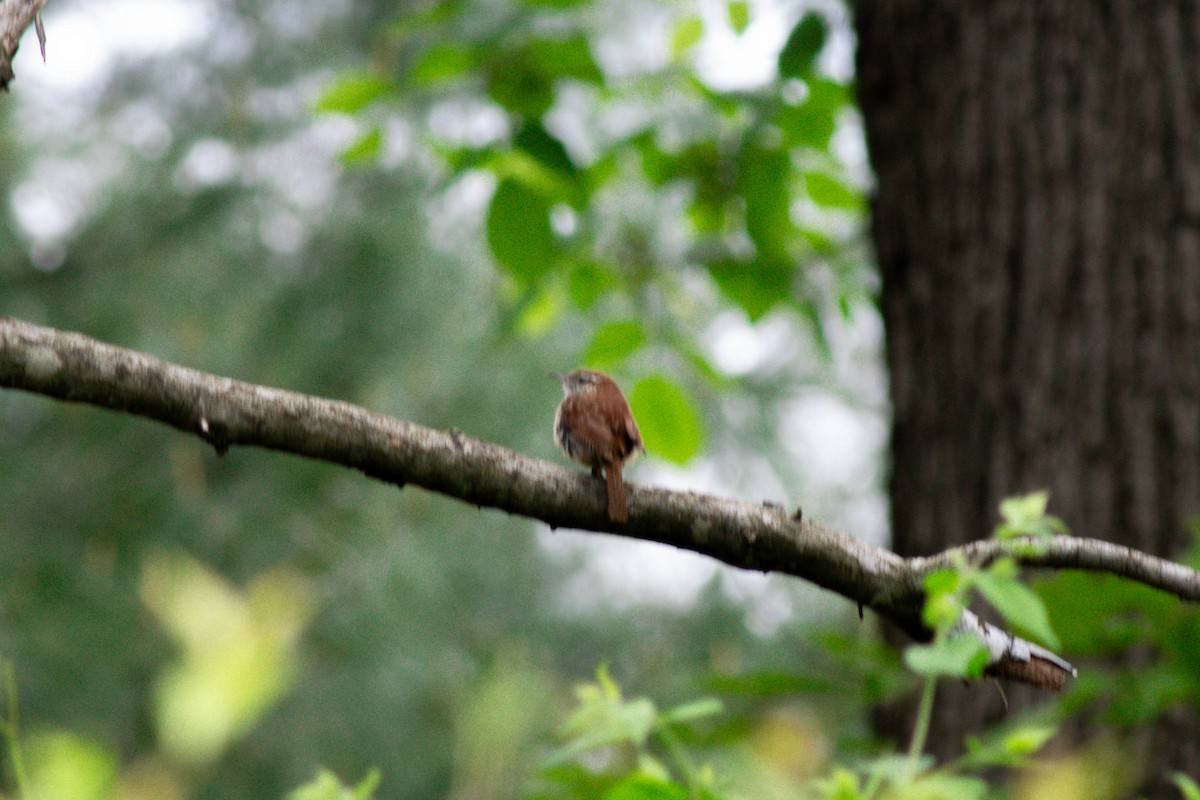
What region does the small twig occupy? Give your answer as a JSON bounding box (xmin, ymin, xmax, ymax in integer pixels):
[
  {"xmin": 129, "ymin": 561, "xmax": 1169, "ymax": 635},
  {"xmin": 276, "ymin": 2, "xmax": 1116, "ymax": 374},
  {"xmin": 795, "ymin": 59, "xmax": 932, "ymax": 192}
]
[
  {"xmin": 914, "ymin": 538, "xmax": 1200, "ymax": 604},
  {"xmin": 33, "ymin": 9, "xmax": 44, "ymax": 60}
]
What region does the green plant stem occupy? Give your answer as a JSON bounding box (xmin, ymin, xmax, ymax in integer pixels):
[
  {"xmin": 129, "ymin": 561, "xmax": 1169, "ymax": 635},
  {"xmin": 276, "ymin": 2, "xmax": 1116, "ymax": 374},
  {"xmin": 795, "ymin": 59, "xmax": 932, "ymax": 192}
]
[
  {"xmin": 2, "ymin": 662, "xmax": 30, "ymax": 798},
  {"xmin": 657, "ymin": 724, "xmax": 702, "ymax": 799},
  {"xmin": 904, "ymin": 675, "xmax": 937, "ymax": 780}
]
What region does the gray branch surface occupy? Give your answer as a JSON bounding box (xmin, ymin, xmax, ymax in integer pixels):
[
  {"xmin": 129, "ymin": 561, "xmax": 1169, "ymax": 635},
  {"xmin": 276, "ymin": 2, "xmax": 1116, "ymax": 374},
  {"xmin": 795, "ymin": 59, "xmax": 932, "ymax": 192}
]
[
  {"xmin": 5, "ymin": 316, "xmax": 1200, "ymax": 688},
  {"xmin": 0, "ymin": 0, "xmax": 47, "ymax": 90}
]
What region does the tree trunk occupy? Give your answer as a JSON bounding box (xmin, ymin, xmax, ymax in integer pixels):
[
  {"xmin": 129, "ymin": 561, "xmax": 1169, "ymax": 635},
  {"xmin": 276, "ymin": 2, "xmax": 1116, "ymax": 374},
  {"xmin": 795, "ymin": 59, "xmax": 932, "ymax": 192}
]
[{"xmin": 855, "ymin": 2, "xmax": 1200, "ymax": 795}]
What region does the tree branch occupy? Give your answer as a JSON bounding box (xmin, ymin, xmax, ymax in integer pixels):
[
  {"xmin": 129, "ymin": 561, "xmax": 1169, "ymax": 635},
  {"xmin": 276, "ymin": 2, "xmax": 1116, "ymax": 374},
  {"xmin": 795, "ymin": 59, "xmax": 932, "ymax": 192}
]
[
  {"xmin": 915, "ymin": 537, "xmax": 1200, "ymax": 601},
  {"xmin": 3, "ymin": 316, "xmax": 1196, "ymax": 690},
  {"xmin": 0, "ymin": 0, "xmax": 47, "ymax": 91}
]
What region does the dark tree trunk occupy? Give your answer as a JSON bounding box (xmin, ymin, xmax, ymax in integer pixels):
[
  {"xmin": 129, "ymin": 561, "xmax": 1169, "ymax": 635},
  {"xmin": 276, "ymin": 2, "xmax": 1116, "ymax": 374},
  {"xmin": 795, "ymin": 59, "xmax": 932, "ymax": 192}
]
[{"xmin": 855, "ymin": 2, "xmax": 1200, "ymax": 795}]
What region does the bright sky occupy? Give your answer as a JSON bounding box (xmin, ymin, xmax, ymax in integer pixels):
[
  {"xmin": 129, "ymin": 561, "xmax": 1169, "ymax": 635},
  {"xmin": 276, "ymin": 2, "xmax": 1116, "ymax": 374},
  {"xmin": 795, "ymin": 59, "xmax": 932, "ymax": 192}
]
[{"xmin": 12, "ymin": 0, "xmax": 211, "ymax": 92}]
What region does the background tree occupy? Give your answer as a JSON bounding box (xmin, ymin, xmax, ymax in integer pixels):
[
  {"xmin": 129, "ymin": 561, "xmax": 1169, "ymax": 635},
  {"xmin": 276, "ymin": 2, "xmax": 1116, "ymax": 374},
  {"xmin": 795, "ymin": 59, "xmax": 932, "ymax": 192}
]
[{"xmin": 857, "ymin": 2, "xmax": 1200, "ymax": 795}]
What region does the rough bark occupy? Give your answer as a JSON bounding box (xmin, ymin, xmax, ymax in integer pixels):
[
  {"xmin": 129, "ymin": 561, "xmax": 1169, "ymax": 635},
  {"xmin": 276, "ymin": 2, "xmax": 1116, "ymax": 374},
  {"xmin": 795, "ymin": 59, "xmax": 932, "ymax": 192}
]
[{"xmin": 856, "ymin": 1, "xmax": 1200, "ymax": 793}]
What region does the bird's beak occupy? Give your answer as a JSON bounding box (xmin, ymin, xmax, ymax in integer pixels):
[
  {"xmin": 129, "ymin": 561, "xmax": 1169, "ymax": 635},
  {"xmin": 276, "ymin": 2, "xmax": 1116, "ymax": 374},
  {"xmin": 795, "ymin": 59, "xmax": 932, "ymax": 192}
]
[{"xmin": 548, "ymin": 371, "xmax": 565, "ymax": 382}]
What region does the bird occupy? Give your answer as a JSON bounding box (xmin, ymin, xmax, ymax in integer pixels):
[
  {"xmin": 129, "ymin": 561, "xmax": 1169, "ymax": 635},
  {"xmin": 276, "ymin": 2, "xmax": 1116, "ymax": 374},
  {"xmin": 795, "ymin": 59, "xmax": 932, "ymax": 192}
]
[{"xmin": 551, "ymin": 369, "xmax": 644, "ymax": 523}]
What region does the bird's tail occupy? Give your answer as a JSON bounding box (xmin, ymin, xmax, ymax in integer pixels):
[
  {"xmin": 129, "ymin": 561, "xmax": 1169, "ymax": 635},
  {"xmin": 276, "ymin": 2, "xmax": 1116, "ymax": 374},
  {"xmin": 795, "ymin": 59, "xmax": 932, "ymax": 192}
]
[{"xmin": 606, "ymin": 461, "xmax": 628, "ymax": 523}]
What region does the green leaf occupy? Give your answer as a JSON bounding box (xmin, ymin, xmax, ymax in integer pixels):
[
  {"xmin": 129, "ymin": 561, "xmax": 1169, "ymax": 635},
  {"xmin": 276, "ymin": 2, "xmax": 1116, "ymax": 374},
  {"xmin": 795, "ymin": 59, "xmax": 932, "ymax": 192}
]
[
  {"xmin": 514, "ymin": 283, "xmax": 566, "ymax": 336},
  {"xmin": 865, "ymin": 754, "xmax": 929, "ymax": 785},
  {"xmin": 632, "ymin": 132, "xmax": 669, "ymax": 184},
  {"xmin": 584, "ymin": 321, "xmax": 646, "ymax": 370},
  {"xmin": 921, "ymin": 591, "xmax": 965, "ymax": 633},
  {"xmin": 1000, "ymin": 723, "xmax": 1057, "ymax": 757},
  {"xmin": 354, "ymin": 770, "xmax": 381, "ymax": 800},
  {"xmin": 986, "ymin": 555, "xmax": 1018, "ymax": 579},
  {"xmin": 800, "ymin": 226, "xmax": 835, "ymax": 252},
  {"xmin": 804, "ymin": 171, "xmax": 863, "ymax": 211},
  {"xmin": 595, "ymin": 662, "xmax": 621, "ymax": 698},
  {"xmin": 388, "ymin": 0, "xmax": 460, "ymax": 36},
  {"xmin": 996, "ymin": 490, "xmax": 1067, "ymax": 538},
  {"xmin": 904, "ymin": 634, "xmax": 989, "ymax": 679},
  {"xmin": 614, "ymin": 698, "xmax": 660, "ymax": 745},
  {"xmin": 567, "ymin": 262, "xmax": 618, "ymax": 309},
  {"xmin": 411, "ymin": 42, "xmax": 474, "ymax": 85},
  {"xmin": 811, "ymin": 765, "xmax": 863, "ymax": 799},
  {"xmin": 708, "ymin": 257, "xmax": 793, "ymax": 321},
  {"xmin": 921, "ymin": 569, "xmax": 968, "ymax": 632},
  {"xmin": 486, "ymin": 179, "xmax": 558, "ymax": 283},
  {"xmin": 1174, "ymin": 773, "xmax": 1200, "ymax": 800},
  {"xmin": 549, "ymin": 689, "xmax": 658, "ymax": 765},
  {"xmin": 672, "ymin": 17, "xmax": 704, "ymax": 58},
  {"xmin": 585, "ymin": 152, "xmax": 619, "ymax": 192},
  {"xmin": 961, "ymin": 723, "xmax": 1057, "ymax": 769},
  {"xmin": 339, "ymin": 127, "xmax": 382, "ymax": 166},
  {"xmin": 287, "ymin": 769, "xmax": 347, "ymax": 800},
  {"xmin": 603, "ymin": 775, "xmax": 689, "ymax": 800},
  {"xmin": 975, "ymin": 569, "xmax": 1061, "ymax": 649},
  {"xmin": 1000, "ymin": 490, "xmax": 1048, "ymax": 527},
  {"xmin": 776, "ymin": 77, "xmax": 847, "ymax": 151},
  {"xmin": 515, "ymin": 123, "xmax": 578, "ymax": 177},
  {"xmin": 923, "ymin": 568, "xmax": 964, "ymax": 598},
  {"xmin": 485, "ymin": 149, "xmax": 578, "ymax": 204},
  {"xmin": 739, "ymin": 142, "xmax": 793, "ymax": 259},
  {"xmin": 637, "ymin": 754, "xmax": 677, "ymax": 784},
  {"xmin": 529, "ymin": 37, "xmax": 604, "ymax": 84},
  {"xmin": 680, "ymin": 344, "xmax": 732, "ymax": 389},
  {"xmin": 690, "ymin": 186, "xmax": 727, "ymax": 233},
  {"xmin": 778, "ymin": 13, "xmax": 826, "ymax": 79},
  {"xmin": 538, "ymin": 763, "xmax": 616, "ymax": 796},
  {"xmin": 289, "ymin": 769, "xmax": 380, "ymax": 800},
  {"xmin": 486, "ymin": 38, "xmax": 601, "ymax": 118},
  {"xmin": 315, "ymin": 73, "xmax": 391, "ymax": 113},
  {"xmin": 487, "ymin": 57, "xmax": 554, "ymax": 118},
  {"xmin": 905, "ymin": 774, "xmax": 988, "ymax": 800},
  {"xmin": 715, "ymin": 139, "xmax": 800, "ymax": 315},
  {"xmin": 629, "ymin": 376, "xmax": 704, "ymax": 465},
  {"xmin": 727, "ymin": 1, "xmax": 750, "ymax": 34},
  {"xmin": 660, "ymin": 697, "xmax": 723, "ymax": 724},
  {"xmin": 25, "ymin": 732, "xmax": 118, "ymax": 800}
]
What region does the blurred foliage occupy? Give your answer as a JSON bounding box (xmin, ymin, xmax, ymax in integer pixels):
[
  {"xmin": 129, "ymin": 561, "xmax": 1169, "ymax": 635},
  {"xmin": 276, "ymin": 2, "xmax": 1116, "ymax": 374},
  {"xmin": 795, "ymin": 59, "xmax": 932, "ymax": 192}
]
[
  {"xmin": 288, "ymin": 769, "xmax": 381, "ymax": 800},
  {"xmin": 518, "ymin": 664, "xmax": 1086, "ymax": 800},
  {"xmin": 316, "ymin": 0, "xmax": 872, "ymax": 460},
  {"xmin": 140, "ymin": 550, "xmax": 313, "ymax": 767},
  {"xmin": 3, "ymin": 0, "xmax": 1192, "ymax": 797},
  {"xmin": 1038, "ymin": 528, "xmax": 1200, "ymax": 731},
  {"xmin": 0, "ymin": 552, "xmax": 318, "ymax": 800},
  {"xmin": 0, "ymin": 0, "xmax": 879, "ymax": 797},
  {"xmin": 903, "ymin": 493, "xmax": 1068, "ymax": 687}
]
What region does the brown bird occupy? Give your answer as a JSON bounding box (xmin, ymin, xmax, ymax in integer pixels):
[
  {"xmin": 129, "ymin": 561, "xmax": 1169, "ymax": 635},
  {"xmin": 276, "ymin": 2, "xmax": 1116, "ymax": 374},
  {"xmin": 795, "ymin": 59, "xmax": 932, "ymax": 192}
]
[{"xmin": 552, "ymin": 369, "xmax": 645, "ymax": 523}]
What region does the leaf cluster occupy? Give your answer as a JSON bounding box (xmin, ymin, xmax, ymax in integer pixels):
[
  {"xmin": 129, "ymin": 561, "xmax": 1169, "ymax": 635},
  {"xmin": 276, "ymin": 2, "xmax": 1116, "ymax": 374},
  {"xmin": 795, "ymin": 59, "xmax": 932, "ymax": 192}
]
[
  {"xmin": 905, "ymin": 492, "xmax": 1067, "ymax": 681},
  {"xmin": 316, "ymin": 0, "xmax": 870, "ymax": 467},
  {"xmin": 521, "ymin": 661, "xmax": 1060, "ymax": 800}
]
